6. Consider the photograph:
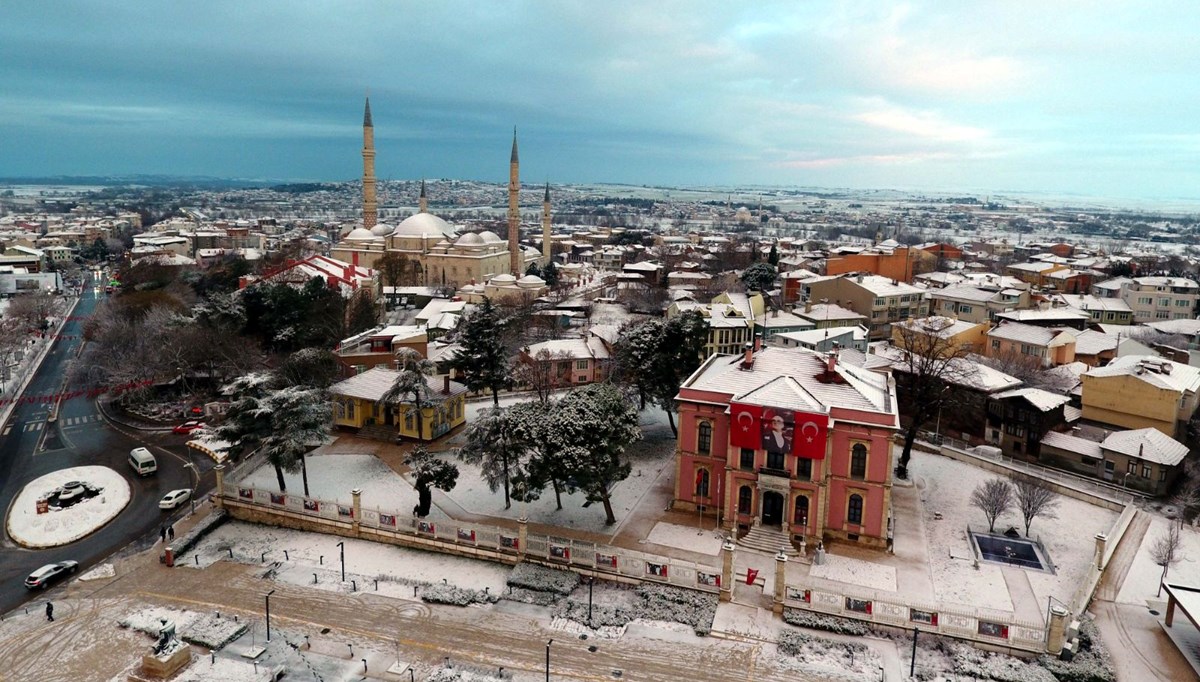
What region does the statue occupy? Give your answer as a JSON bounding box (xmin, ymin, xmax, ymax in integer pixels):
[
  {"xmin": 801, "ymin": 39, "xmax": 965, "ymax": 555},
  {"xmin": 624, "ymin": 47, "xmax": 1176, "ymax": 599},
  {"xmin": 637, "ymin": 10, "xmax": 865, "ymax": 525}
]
[{"xmin": 153, "ymin": 618, "xmax": 178, "ymax": 656}]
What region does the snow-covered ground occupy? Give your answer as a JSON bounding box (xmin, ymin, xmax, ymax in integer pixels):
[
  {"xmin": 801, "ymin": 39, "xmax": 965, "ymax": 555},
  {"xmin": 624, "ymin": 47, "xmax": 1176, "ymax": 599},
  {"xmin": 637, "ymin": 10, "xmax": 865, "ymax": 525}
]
[
  {"xmin": 1116, "ymin": 515, "xmax": 1200, "ymax": 606},
  {"xmin": 909, "ymin": 450, "xmax": 1118, "ymax": 614},
  {"xmin": 183, "ymin": 520, "xmax": 511, "ymax": 597},
  {"xmin": 5, "ymin": 466, "xmax": 131, "ymax": 548},
  {"xmin": 79, "ymin": 563, "xmax": 116, "ymax": 581},
  {"xmin": 238, "ymin": 453, "xmax": 413, "ymax": 512},
  {"xmin": 809, "ymin": 554, "xmax": 897, "ymax": 592},
  {"xmin": 645, "ymin": 521, "xmax": 724, "ymax": 556}
]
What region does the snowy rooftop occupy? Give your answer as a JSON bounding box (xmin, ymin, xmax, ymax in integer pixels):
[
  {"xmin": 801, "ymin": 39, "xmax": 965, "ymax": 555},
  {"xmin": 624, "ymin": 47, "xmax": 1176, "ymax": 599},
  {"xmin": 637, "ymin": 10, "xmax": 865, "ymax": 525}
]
[
  {"xmin": 995, "ymin": 308, "xmax": 1091, "ymax": 324},
  {"xmin": 1052, "ymin": 294, "xmax": 1132, "ymax": 313},
  {"xmin": 524, "ymin": 336, "xmax": 611, "ymax": 360},
  {"xmin": 892, "ymin": 316, "xmax": 982, "ymax": 339},
  {"xmin": 1086, "ymin": 355, "xmax": 1200, "ymax": 394},
  {"xmin": 797, "ymin": 303, "xmax": 867, "ymax": 323},
  {"xmin": 927, "ymin": 284, "xmax": 1000, "ymax": 303},
  {"xmin": 1147, "ymin": 318, "xmax": 1200, "ymax": 336},
  {"xmin": 1102, "ymin": 427, "xmax": 1189, "ymax": 466},
  {"xmin": 987, "ymin": 321, "xmax": 1073, "ymax": 346},
  {"xmin": 1072, "ymin": 329, "xmax": 1118, "ymax": 355},
  {"xmin": 991, "ymin": 387, "xmax": 1072, "ymax": 412},
  {"xmin": 1041, "ymin": 431, "xmax": 1104, "ymax": 460},
  {"xmin": 329, "ymin": 367, "xmax": 467, "ymax": 402}
]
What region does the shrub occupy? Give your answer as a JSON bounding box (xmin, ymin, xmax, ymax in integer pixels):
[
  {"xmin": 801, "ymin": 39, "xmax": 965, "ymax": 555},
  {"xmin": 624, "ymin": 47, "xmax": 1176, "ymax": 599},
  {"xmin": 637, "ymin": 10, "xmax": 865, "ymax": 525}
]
[
  {"xmin": 506, "ymin": 563, "xmax": 579, "ymax": 595},
  {"xmin": 553, "ymin": 583, "xmax": 717, "ymax": 636},
  {"xmin": 420, "ymin": 584, "xmax": 499, "ymax": 607},
  {"xmin": 502, "ymin": 586, "xmax": 564, "ymax": 607},
  {"xmin": 1037, "ymin": 615, "xmax": 1115, "ymax": 682},
  {"xmin": 781, "ymin": 608, "xmax": 869, "ymax": 636}
]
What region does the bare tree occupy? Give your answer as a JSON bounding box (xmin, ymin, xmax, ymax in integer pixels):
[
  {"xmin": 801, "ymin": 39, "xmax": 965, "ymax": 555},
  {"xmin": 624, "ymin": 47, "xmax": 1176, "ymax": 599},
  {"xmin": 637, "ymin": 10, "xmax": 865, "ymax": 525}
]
[
  {"xmin": 1150, "ymin": 522, "xmax": 1184, "ymax": 597},
  {"xmin": 1013, "ymin": 477, "xmax": 1060, "ymax": 536},
  {"xmin": 970, "ymin": 478, "xmax": 1014, "ymax": 533},
  {"xmin": 888, "ymin": 319, "xmax": 977, "ymax": 479},
  {"xmin": 512, "ymin": 348, "xmax": 571, "ymax": 404}
]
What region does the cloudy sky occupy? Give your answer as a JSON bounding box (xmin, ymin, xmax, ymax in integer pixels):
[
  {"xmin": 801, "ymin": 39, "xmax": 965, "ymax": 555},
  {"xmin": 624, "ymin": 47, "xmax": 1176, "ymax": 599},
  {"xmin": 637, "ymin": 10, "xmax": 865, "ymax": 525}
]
[{"xmin": 2, "ymin": 1, "xmax": 1197, "ymax": 201}]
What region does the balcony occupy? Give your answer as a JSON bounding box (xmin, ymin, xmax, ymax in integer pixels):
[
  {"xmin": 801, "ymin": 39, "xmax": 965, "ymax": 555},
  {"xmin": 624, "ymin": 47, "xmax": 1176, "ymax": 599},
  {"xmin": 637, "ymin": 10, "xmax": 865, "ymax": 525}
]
[{"xmin": 758, "ymin": 466, "xmax": 791, "ymax": 479}]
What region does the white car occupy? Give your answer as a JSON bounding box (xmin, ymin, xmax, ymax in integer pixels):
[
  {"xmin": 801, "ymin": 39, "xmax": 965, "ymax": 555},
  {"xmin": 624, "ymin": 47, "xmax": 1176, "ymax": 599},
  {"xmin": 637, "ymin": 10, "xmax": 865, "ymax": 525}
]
[{"xmin": 158, "ymin": 489, "xmax": 192, "ymax": 510}]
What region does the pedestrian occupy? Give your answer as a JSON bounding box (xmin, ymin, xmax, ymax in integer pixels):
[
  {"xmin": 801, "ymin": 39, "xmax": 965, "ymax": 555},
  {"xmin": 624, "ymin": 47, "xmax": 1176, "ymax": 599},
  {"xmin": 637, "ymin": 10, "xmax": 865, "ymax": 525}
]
[
  {"xmin": 159, "ymin": 525, "xmax": 166, "ymax": 543},
  {"xmin": 45, "ymin": 602, "xmax": 53, "ymax": 622},
  {"xmin": 167, "ymin": 525, "xmax": 175, "ymax": 541}
]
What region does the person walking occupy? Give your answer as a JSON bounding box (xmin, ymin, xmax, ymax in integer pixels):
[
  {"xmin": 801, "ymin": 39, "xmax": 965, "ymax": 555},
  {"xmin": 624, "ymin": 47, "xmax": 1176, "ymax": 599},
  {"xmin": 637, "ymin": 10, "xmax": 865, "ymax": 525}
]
[
  {"xmin": 45, "ymin": 602, "xmax": 53, "ymax": 622},
  {"xmin": 167, "ymin": 525, "xmax": 174, "ymax": 541},
  {"xmin": 159, "ymin": 525, "xmax": 167, "ymax": 543}
]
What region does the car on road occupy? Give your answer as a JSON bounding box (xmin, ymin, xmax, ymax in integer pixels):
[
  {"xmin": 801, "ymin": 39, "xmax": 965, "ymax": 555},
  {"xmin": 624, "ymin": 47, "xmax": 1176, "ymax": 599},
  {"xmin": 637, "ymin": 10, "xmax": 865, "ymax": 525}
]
[
  {"xmin": 57, "ymin": 481, "xmax": 86, "ymax": 502},
  {"xmin": 158, "ymin": 489, "xmax": 192, "ymax": 510},
  {"xmin": 24, "ymin": 561, "xmax": 79, "ymax": 590},
  {"xmin": 172, "ymin": 420, "xmax": 206, "ymax": 435}
]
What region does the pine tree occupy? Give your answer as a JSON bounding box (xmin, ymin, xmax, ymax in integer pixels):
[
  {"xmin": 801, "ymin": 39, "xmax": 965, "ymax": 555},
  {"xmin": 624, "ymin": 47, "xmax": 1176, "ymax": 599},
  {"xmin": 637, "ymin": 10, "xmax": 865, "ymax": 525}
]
[
  {"xmin": 407, "ymin": 445, "xmax": 459, "ymax": 517},
  {"xmin": 525, "ymin": 261, "xmax": 542, "ymax": 278},
  {"xmin": 459, "ymin": 407, "xmax": 526, "ymax": 509},
  {"xmin": 542, "ymin": 260, "xmax": 559, "ymax": 287},
  {"xmin": 552, "ymin": 384, "xmax": 641, "ymax": 525},
  {"xmin": 449, "ymin": 297, "xmax": 511, "ymax": 407},
  {"xmin": 345, "ymin": 290, "xmax": 378, "ymax": 336},
  {"xmin": 768, "ymin": 243, "xmax": 779, "ymax": 266}
]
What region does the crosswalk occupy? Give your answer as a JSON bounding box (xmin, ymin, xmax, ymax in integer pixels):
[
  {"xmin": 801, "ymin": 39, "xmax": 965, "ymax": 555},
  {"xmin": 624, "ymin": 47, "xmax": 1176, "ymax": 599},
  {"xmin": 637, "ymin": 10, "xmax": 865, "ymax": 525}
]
[{"xmin": 20, "ymin": 415, "xmax": 100, "ymax": 432}]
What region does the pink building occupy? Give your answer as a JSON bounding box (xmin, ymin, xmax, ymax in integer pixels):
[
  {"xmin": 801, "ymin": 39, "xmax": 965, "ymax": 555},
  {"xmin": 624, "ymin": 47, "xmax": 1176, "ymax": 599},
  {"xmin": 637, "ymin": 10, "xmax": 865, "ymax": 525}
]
[{"xmin": 674, "ymin": 345, "xmax": 899, "ymax": 549}]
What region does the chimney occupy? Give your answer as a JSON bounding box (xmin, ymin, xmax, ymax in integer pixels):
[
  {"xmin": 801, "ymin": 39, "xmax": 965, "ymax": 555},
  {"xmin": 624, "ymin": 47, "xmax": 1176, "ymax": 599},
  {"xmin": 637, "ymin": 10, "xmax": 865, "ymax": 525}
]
[
  {"xmin": 754, "ymin": 334, "xmax": 762, "ymax": 352},
  {"xmin": 805, "ymin": 300, "xmax": 813, "ymax": 313},
  {"xmin": 443, "ymin": 374, "xmax": 451, "ymax": 394},
  {"xmin": 742, "ymin": 342, "xmax": 754, "ymax": 369},
  {"xmin": 827, "ymin": 348, "xmax": 838, "ymax": 374}
]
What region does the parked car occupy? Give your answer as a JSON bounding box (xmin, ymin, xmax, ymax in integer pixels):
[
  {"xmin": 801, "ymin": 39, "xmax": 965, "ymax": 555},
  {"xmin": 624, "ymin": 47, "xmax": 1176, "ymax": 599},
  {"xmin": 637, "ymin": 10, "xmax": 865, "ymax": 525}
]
[
  {"xmin": 158, "ymin": 489, "xmax": 192, "ymax": 510},
  {"xmin": 172, "ymin": 420, "xmax": 206, "ymax": 435},
  {"xmin": 57, "ymin": 481, "xmax": 86, "ymax": 502},
  {"xmin": 24, "ymin": 561, "xmax": 78, "ymax": 590}
]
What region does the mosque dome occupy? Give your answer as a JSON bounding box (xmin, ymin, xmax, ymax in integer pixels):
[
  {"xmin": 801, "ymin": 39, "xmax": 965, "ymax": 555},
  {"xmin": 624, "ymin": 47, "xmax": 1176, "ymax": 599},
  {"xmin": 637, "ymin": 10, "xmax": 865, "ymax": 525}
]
[
  {"xmin": 455, "ymin": 233, "xmax": 485, "ymax": 247},
  {"xmin": 394, "ymin": 213, "xmax": 457, "ymax": 239},
  {"xmin": 490, "ymin": 274, "xmax": 517, "ymax": 286},
  {"xmin": 478, "ymin": 230, "xmax": 504, "ymax": 244},
  {"xmin": 369, "ymin": 222, "xmax": 394, "ymax": 236},
  {"xmin": 345, "ymin": 227, "xmax": 376, "ymax": 241},
  {"xmin": 516, "ymin": 275, "xmax": 545, "ymax": 289}
]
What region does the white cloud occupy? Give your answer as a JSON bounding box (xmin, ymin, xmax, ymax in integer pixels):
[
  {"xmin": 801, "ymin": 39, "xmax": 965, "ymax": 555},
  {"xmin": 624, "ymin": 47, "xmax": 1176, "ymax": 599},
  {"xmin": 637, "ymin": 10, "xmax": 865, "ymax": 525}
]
[{"xmin": 852, "ymin": 102, "xmax": 991, "ymax": 142}]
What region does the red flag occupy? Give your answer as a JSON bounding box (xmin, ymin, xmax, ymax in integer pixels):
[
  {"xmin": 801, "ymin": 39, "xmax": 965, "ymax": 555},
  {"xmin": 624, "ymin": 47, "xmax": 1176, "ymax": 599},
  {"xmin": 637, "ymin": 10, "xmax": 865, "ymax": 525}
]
[
  {"xmin": 793, "ymin": 411, "xmax": 828, "ymax": 459},
  {"xmin": 746, "ymin": 568, "xmax": 759, "ymax": 585},
  {"xmin": 729, "ymin": 403, "xmax": 761, "ymax": 449}
]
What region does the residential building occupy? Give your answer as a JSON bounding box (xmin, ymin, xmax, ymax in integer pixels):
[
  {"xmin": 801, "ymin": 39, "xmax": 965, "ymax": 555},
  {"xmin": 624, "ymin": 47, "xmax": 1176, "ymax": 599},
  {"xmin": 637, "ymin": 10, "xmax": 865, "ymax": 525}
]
[
  {"xmin": 330, "ymin": 367, "xmax": 467, "ymax": 441},
  {"xmin": 674, "ymin": 346, "xmax": 899, "ymax": 549},
  {"xmin": 754, "ymin": 309, "xmax": 815, "ymax": 341},
  {"xmin": 1092, "ymin": 276, "xmax": 1200, "ymax": 323},
  {"xmin": 1039, "ymin": 427, "xmax": 1187, "ymax": 496},
  {"xmin": 984, "ymin": 388, "xmax": 1072, "ymax": 458},
  {"xmin": 993, "ymin": 307, "xmax": 1091, "ymax": 330},
  {"xmin": 1047, "ymin": 293, "xmax": 1134, "ymax": 325},
  {"xmin": 796, "ymin": 302, "xmax": 869, "ymax": 330},
  {"xmin": 1005, "ymin": 261, "xmax": 1068, "ymax": 287},
  {"xmin": 927, "ymin": 284, "xmax": 1030, "ymax": 324},
  {"xmin": 1081, "ymin": 356, "xmax": 1200, "ymax": 438},
  {"xmin": 516, "ymin": 336, "xmax": 612, "ymax": 389},
  {"xmin": 335, "ymin": 325, "xmax": 429, "ymax": 377},
  {"xmin": 825, "ymin": 241, "xmax": 933, "ymax": 282},
  {"xmin": 891, "ymin": 316, "xmax": 991, "ymax": 355},
  {"xmin": 985, "ymin": 322, "xmax": 1077, "ymax": 368},
  {"xmin": 803, "ymin": 273, "xmax": 929, "ymax": 340},
  {"xmin": 667, "ymin": 291, "xmax": 764, "ymax": 357},
  {"xmin": 1071, "ymin": 330, "xmax": 1119, "ymax": 367},
  {"xmin": 771, "ymin": 325, "xmax": 869, "ymax": 353},
  {"xmin": 244, "ymin": 254, "xmax": 375, "ymax": 297}
]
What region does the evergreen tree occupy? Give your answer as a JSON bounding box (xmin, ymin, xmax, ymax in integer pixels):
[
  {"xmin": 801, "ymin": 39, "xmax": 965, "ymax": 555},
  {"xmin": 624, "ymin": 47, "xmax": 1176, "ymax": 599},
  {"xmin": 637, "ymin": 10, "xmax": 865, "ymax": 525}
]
[
  {"xmin": 407, "ymin": 446, "xmax": 459, "ymax": 517},
  {"xmin": 768, "ymin": 243, "xmax": 779, "ymax": 266},
  {"xmin": 553, "ymin": 384, "xmax": 641, "ymax": 525},
  {"xmin": 449, "ymin": 297, "xmax": 511, "ymax": 407},
  {"xmin": 740, "ymin": 262, "xmax": 777, "ymax": 292},
  {"xmin": 614, "ymin": 318, "xmax": 665, "ymax": 409},
  {"xmin": 255, "ymin": 386, "xmax": 331, "ymax": 497},
  {"xmin": 542, "ymin": 260, "xmax": 559, "ymax": 287},
  {"xmin": 459, "ymin": 407, "xmax": 526, "ymax": 509},
  {"xmin": 382, "ymin": 348, "xmax": 435, "ymax": 440},
  {"xmin": 508, "ymin": 400, "xmax": 566, "ymax": 509},
  {"xmin": 649, "ymin": 310, "xmax": 709, "ymax": 437},
  {"xmin": 345, "ymin": 291, "xmax": 378, "ymax": 336},
  {"xmin": 525, "ymin": 261, "xmax": 542, "ymax": 278}
]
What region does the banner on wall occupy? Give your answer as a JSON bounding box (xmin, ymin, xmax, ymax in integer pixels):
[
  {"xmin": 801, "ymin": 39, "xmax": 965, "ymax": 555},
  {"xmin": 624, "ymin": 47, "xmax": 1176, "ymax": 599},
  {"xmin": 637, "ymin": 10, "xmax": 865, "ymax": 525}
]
[
  {"xmin": 732, "ymin": 403, "xmax": 829, "ymax": 460},
  {"xmin": 729, "ymin": 402, "xmax": 761, "ymax": 449},
  {"xmin": 792, "ymin": 410, "xmax": 828, "ymax": 460}
]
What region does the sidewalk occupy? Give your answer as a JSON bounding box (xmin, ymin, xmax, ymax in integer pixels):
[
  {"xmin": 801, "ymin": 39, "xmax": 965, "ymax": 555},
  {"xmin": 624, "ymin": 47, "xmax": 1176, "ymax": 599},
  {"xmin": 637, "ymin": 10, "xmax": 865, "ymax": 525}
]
[{"xmin": 0, "ymin": 295, "xmax": 80, "ymax": 430}]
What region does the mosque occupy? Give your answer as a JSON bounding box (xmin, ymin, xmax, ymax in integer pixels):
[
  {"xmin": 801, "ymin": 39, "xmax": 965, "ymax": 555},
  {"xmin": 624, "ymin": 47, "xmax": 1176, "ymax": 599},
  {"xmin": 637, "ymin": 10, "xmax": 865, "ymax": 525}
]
[{"xmin": 331, "ymin": 98, "xmax": 549, "ymax": 295}]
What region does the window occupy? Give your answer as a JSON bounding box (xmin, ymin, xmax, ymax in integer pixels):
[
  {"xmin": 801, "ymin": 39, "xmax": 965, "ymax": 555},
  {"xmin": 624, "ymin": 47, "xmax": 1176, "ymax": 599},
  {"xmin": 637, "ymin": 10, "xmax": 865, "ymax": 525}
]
[
  {"xmin": 850, "ymin": 444, "xmax": 867, "ymax": 479},
  {"xmin": 796, "ymin": 457, "xmax": 812, "ymax": 481},
  {"xmin": 575, "ymin": 360, "xmax": 588, "ymax": 370},
  {"xmin": 766, "ymin": 450, "xmax": 785, "ymax": 470},
  {"xmin": 1156, "ymin": 311, "xmax": 1170, "ymax": 319},
  {"xmin": 1159, "ymin": 298, "xmax": 1171, "ymax": 307},
  {"xmin": 847, "ymin": 494, "xmax": 864, "ymax": 525},
  {"xmin": 738, "ymin": 486, "xmax": 752, "ymax": 515},
  {"xmin": 794, "ymin": 496, "xmax": 809, "ymax": 526},
  {"xmin": 694, "ymin": 468, "xmax": 710, "ymax": 497},
  {"xmin": 697, "ymin": 421, "xmax": 712, "ymax": 455},
  {"xmin": 960, "ymin": 305, "xmax": 972, "ymax": 314},
  {"xmin": 405, "ymin": 411, "xmax": 415, "ymax": 430},
  {"xmin": 1138, "ymin": 296, "xmax": 1152, "ymax": 305},
  {"xmin": 740, "ymin": 448, "xmax": 755, "ymax": 470},
  {"xmin": 1127, "ymin": 460, "xmax": 1137, "ymax": 474},
  {"xmin": 1143, "ymin": 464, "xmax": 1151, "ymax": 478},
  {"xmin": 991, "ymin": 339, "xmax": 1001, "ymax": 350},
  {"xmin": 1161, "ymin": 468, "xmax": 1169, "ymax": 481},
  {"xmin": 1177, "ymin": 299, "xmax": 1191, "ymax": 307}
]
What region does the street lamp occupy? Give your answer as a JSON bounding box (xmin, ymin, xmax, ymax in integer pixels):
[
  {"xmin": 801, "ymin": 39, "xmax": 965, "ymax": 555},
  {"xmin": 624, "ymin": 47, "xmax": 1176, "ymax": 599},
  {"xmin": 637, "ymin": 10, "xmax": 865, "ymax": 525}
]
[
  {"xmin": 545, "ymin": 639, "xmax": 553, "ymax": 682},
  {"xmin": 265, "ymin": 589, "xmax": 276, "ymax": 641},
  {"xmin": 910, "ymin": 627, "xmax": 919, "ymax": 677},
  {"xmin": 336, "ymin": 542, "xmax": 345, "ymax": 582},
  {"xmin": 183, "ymin": 462, "xmax": 197, "ymax": 513},
  {"xmin": 587, "ymin": 576, "xmax": 594, "ymax": 628}
]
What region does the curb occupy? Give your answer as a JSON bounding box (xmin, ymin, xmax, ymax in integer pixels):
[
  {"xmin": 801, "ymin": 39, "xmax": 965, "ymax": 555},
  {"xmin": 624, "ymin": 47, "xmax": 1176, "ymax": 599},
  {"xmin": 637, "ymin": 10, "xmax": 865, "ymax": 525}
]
[
  {"xmin": 0, "ymin": 295, "xmax": 81, "ymax": 432},
  {"xmin": 95, "ymin": 398, "xmax": 176, "ymax": 433}
]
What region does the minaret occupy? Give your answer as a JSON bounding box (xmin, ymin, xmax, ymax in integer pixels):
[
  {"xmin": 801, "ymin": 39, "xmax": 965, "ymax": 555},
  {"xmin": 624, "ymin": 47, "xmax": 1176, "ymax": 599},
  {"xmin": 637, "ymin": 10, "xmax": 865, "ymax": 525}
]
[
  {"xmin": 507, "ymin": 127, "xmax": 521, "ymax": 276},
  {"xmin": 418, "ymin": 179, "xmax": 427, "ymax": 214},
  {"xmin": 541, "ymin": 182, "xmax": 552, "ymax": 264},
  {"xmin": 362, "ymin": 97, "xmax": 377, "ymax": 230}
]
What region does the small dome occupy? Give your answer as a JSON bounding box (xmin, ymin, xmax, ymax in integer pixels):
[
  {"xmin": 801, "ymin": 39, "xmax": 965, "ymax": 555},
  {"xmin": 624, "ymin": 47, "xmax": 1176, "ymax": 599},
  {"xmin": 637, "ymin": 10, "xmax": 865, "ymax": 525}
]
[
  {"xmin": 345, "ymin": 227, "xmax": 375, "ymax": 241},
  {"xmin": 455, "ymin": 233, "xmax": 485, "ymax": 246},
  {"xmin": 490, "ymin": 274, "xmax": 517, "ymax": 286},
  {"xmin": 478, "ymin": 230, "xmax": 504, "ymax": 243},
  {"xmin": 394, "ymin": 212, "xmax": 457, "ymax": 238},
  {"xmin": 516, "ymin": 275, "xmax": 545, "ymax": 289},
  {"xmin": 369, "ymin": 222, "xmax": 393, "ymax": 236}
]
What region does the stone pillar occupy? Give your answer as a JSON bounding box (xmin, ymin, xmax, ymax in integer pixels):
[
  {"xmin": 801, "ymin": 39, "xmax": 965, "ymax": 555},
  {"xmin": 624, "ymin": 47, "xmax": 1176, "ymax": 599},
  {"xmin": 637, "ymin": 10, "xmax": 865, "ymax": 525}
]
[
  {"xmin": 1167, "ymin": 592, "xmax": 1177, "ymax": 627},
  {"xmin": 518, "ymin": 517, "xmax": 528, "ymax": 560},
  {"xmin": 1046, "ymin": 605, "xmax": 1069, "ymax": 655},
  {"xmin": 773, "ymin": 549, "xmax": 789, "ymax": 614},
  {"xmin": 720, "ymin": 538, "xmax": 735, "ymax": 602},
  {"xmin": 213, "ymin": 465, "xmax": 225, "ymax": 508},
  {"xmin": 723, "ymin": 468, "xmax": 736, "ymax": 532},
  {"xmin": 1094, "ymin": 533, "xmax": 1108, "ymax": 570},
  {"xmin": 351, "ymin": 488, "xmax": 362, "ymax": 536}
]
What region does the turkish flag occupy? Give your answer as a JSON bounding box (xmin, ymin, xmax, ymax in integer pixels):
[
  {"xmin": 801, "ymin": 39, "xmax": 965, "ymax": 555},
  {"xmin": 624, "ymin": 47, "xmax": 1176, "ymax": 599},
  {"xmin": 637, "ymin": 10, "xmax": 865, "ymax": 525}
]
[
  {"xmin": 793, "ymin": 412, "xmax": 828, "ymax": 460},
  {"xmin": 729, "ymin": 403, "xmax": 761, "ymax": 449},
  {"xmin": 746, "ymin": 568, "xmax": 759, "ymax": 585}
]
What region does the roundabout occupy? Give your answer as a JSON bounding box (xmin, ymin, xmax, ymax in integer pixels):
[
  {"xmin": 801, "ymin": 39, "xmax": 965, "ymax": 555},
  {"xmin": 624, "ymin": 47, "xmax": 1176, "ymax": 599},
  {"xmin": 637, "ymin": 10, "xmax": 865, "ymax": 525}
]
[{"xmin": 6, "ymin": 466, "xmax": 131, "ymax": 548}]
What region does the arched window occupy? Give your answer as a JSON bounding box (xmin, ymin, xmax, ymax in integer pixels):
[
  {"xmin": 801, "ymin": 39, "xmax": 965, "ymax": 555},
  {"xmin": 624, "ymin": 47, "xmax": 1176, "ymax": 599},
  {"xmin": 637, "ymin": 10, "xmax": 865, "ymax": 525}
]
[
  {"xmin": 850, "ymin": 443, "xmax": 868, "ymax": 479},
  {"xmin": 793, "ymin": 496, "xmax": 809, "ymax": 527},
  {"xmin": 738, "ymin": 486, "xmax": 752, "ymax": 515},
  {"xmin": 697, "ymin": 421, "xmax": 712, "ymax": 456},
  {"xmin": 694, "ymin": 468, "xmax": 710, "ymax": 497},
  {"xmin": 847, "ymin": 494, "xmax": 864, "ymax": 525}
]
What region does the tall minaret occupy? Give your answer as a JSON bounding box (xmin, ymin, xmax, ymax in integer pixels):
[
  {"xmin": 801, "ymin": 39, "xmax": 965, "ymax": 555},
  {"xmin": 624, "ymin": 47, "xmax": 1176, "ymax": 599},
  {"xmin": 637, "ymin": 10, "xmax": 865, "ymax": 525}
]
[
  {"xmin": 507, "ymin": 127, "xmax": 521, "ymax": 276},
  {"xmin": 418, "ymin": 179, "xmax": 427, "ymax": 214},
  {"xmin": 362, "ymin": 97, "xmax": 377, "ymax": 230},
  {"xmin": 541, "ymin": 183, "xmax": 552, "ymax": 264}
]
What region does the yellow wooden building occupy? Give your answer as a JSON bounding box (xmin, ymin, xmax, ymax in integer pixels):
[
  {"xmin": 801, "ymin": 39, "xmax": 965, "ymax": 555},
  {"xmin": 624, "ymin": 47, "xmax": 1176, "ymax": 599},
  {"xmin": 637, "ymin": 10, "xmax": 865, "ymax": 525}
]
[{"xmin": 330, "ymin": 366, "xmax": 468, "ymax": 441}]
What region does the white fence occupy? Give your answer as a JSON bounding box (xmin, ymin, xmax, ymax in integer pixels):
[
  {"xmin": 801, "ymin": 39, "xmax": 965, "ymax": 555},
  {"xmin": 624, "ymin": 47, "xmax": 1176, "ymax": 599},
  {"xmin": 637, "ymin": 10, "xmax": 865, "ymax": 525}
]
[
  {"xmin": 783, "ymin": 581, "xmax": 1048, "ymax": 653},
  {"xmin": 225, "ymin": 484, "xmax": 723, "ymax": 594}
]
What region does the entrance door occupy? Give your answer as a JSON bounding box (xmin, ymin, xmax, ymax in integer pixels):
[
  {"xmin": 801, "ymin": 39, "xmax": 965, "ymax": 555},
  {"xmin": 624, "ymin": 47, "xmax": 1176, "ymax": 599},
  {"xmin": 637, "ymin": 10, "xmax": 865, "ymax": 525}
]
[
  {"xmin": 1103, "ymin": 460, "xmax": 1114, "ymax": 482},
  {"xmin": 762, "ymin": 491, "xmax": 784, "ymax": 526}
]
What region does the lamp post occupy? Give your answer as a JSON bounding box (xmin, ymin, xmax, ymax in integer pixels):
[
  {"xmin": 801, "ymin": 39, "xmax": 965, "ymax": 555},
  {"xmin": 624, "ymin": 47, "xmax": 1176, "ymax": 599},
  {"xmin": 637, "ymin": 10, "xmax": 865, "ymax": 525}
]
[
  {"xmin": 587, "ymin": 577, "xmax": 594, "ymax": 628},
  {"xmin": 910, "ymin": 627, "xmax": 919, "ymax": 677},
  {"xmin": 336, "ymin": 541, "xmax": 345, "ymax": 582},
  {"xmin": 545, "ymin": 639, "xmax": 553, "ymax": 682},
  {"xmin": 183, "ymin": 462, "xmax": 197, "ymax": 513},
  {"xmin": 265, "ymin": 589, "xmax": 276, "ymax": 641}
]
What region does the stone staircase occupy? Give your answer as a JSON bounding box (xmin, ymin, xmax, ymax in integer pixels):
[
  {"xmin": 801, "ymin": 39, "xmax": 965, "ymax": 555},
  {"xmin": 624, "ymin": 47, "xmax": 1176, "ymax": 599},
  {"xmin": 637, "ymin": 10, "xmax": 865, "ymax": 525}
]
[
  {"xmin": 738, "ymin": 524, "xmax": 799, "ymax": 556},
  {"xmin": 356, "ymin": 423, "xmax": 398, "ymax": 443}
]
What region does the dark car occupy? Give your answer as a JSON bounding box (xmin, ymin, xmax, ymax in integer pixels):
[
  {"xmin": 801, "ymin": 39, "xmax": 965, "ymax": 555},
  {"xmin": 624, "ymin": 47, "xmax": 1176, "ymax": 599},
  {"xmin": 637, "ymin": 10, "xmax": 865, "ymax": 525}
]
[{"xmin": 25, "ymin": 561, "xmax": 79, "ymax": 590}]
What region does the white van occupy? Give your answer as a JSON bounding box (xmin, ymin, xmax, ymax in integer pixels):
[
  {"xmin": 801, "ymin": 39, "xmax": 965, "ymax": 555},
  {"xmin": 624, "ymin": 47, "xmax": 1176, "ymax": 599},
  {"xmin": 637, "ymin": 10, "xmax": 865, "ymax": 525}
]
[{"xmin": 128, "ymin": 447, "xmax": 157, "ymax": 476}]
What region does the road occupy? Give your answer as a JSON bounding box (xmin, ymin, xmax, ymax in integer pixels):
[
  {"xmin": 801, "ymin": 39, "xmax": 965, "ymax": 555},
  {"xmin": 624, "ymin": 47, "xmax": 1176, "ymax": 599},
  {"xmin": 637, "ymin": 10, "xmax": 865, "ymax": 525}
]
[{"xmin": 0, "ymin": 274, "xmax": 215, "ymax": 615}]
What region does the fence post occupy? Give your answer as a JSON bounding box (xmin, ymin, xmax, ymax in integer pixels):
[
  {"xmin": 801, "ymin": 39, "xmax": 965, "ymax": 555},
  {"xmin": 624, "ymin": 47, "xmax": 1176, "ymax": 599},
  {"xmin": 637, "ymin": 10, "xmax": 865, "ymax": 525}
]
[
  {"xmin": 213, "ymin": 465, "xmax": 226, "ymax": 508},
  {"xmin": 1046, "ymin": 605, "xmax": 1069, "ymax": 655},
  {"xmin": 1093, "ymin": 533, "xmax": 1107, "ymax": 570},
  {"xmin": 351, "ymin": 488, "xmax": 362, "ymax": 536},
  {"xmin": 517, "ymin": 517, "xmax": 528, "ymax": 560},
  {"xmin": 720, "ymin": 538, "xmax": 735, "ymax": 603},
  {"xmin": 773, "ymin": 549, "xmax": 788, "ymax": 614}
]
